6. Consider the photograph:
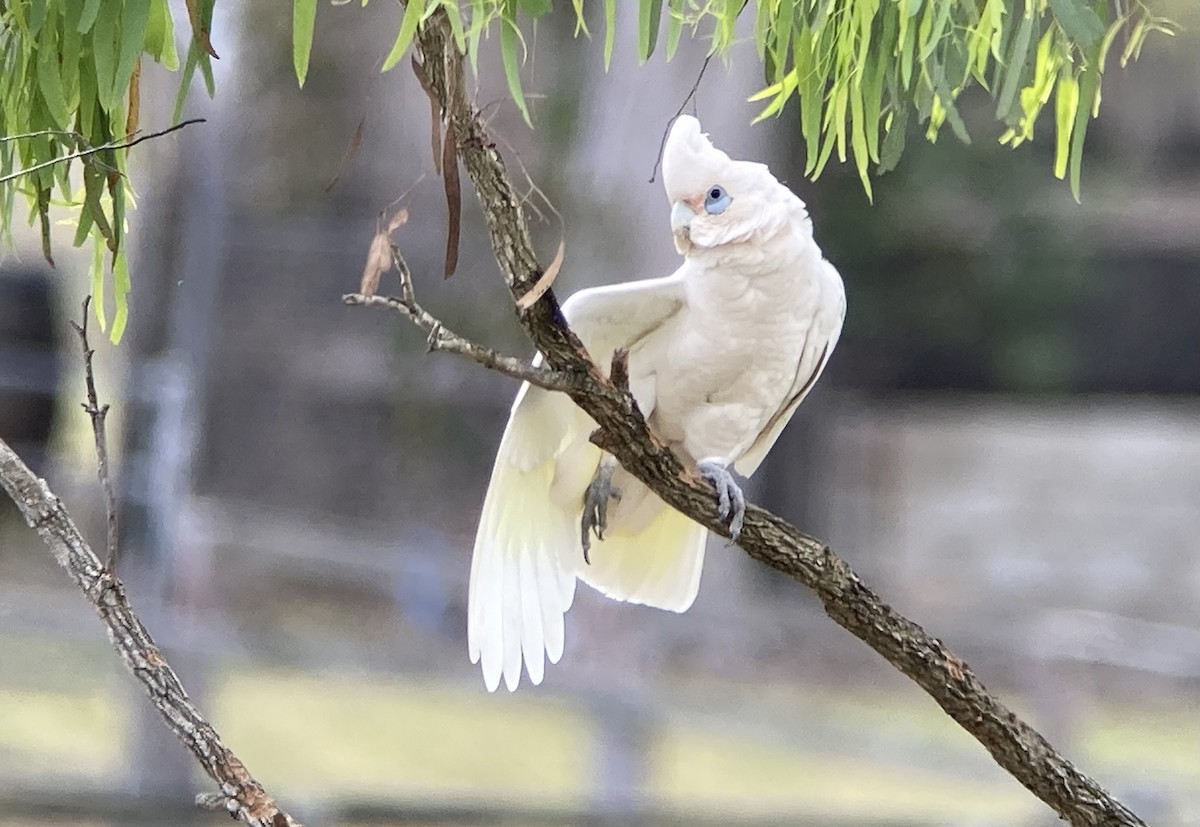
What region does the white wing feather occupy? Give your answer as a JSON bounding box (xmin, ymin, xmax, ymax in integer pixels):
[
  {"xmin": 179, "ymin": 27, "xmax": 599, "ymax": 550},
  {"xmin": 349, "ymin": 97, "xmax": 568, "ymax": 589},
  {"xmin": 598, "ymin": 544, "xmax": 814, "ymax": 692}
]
[{"xmin": 469, "ymin": 274, "xmax": 697, "ymax": 691}]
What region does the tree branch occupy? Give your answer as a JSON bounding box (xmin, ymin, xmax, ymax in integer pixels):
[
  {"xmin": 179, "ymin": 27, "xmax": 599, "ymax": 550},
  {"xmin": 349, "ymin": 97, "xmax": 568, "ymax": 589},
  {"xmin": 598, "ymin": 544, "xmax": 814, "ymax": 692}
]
[
  {"xmin": 0, "ymin": 319, "xmax": 302, "ymax": 824},
  {"xmin": 0, "ymin": 440, "xmax": 302, "ymax": 827},
  {"xmin": 406, "ymin": 12, "xmax": 1144, "ymax": 827},
  {"xmin": 0, "ymin": 119, "xmax": 205, "ymax": 185},
  {"xmin": 70, "ymin": 296, "xmax": 119, "ymax": 571},
  {"xmin": 342, "ymin": 243, "xmax": 581, "ymax": 393}
]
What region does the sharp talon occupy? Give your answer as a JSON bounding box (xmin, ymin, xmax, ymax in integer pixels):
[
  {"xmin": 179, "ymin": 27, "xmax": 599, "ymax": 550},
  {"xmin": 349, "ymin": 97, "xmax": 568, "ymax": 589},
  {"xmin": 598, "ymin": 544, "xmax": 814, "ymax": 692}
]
[
  {"xmin": 581, "ymin": 462, "xmax": 619, "ymax": 563},
  {"xmin": 697, "ymin": 459, "xmax": 746, "ymax": 544}
]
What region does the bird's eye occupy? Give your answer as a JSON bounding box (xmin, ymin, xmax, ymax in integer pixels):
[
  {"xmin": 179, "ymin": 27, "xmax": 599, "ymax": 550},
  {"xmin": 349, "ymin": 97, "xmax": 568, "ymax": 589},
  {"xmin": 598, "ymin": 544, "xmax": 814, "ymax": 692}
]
[{"xmin": 704, "ymin": 185, "xmax": 732, "ymax": 215}]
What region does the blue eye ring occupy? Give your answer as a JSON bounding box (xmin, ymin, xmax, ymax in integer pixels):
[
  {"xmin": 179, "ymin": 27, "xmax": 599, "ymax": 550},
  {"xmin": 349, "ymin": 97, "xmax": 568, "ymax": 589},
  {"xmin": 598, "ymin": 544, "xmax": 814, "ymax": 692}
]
[{"xmin": 704, "ymin": 184, "xmax": 732, "ymax": 215}]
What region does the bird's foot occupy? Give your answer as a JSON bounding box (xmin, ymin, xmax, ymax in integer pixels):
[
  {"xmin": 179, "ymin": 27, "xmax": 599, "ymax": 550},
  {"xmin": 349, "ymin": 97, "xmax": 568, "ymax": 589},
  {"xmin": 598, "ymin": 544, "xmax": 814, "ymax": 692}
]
[
  {"xmin": 697, "ymin": 459, "xmax": 745, "ymax": 544},
  {"xmin": 581, "ymin": 463, "xmax": 621, "ymax": 564}
]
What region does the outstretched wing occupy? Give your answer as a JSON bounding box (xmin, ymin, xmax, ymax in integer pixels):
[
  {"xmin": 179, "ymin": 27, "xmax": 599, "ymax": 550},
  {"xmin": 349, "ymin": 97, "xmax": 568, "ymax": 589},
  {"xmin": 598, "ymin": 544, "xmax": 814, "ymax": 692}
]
[{"xmin": 469, "ymin": 274, "xmax": 687, "ymax": 692}]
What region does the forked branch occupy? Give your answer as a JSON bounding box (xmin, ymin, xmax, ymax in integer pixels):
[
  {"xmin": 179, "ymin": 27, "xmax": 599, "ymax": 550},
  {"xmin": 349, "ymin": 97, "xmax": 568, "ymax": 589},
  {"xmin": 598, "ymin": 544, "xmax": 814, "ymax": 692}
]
[{"xmin": 0, "ymin": 301, "xmax": 302, "ymax": 827}]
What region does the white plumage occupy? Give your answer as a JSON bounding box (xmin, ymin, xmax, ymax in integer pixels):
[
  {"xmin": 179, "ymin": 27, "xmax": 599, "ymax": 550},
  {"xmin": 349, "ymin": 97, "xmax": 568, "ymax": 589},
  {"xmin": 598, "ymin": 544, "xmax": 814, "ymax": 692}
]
[{"xmin": 469, "ymin": 115, "xmax": 846, "ymax": 691}]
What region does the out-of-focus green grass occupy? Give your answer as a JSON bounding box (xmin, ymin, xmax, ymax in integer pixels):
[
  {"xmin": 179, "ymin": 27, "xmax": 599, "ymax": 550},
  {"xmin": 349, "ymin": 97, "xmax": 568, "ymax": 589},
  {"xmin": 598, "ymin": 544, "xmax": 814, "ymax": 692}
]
[
  {"xmin": 2, "ymin": 632, "xmax": 1198, "ymax": 823},
  {"xmin": 214, "ymin": 671, "xmax": 594, "ymax": 804},
  {"xmin": 0, "ymin": 687, "xmax": 121, "ymax": 778}
]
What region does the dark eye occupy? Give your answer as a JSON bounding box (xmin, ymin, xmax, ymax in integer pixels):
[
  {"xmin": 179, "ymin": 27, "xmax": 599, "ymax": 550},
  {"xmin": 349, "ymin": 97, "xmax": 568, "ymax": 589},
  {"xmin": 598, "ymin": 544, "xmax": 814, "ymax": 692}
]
[{"xmin": 704, "ymin": 184, "xmax": 732, "ymax": 215}]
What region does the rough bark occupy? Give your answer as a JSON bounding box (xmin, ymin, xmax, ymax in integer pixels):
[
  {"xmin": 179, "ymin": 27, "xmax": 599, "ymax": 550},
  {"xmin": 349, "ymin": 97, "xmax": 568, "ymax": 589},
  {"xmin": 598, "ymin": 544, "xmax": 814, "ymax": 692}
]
[
  {"xmin": 0, "ymin": 441, "xmax": 302, "ymax": 827},
  {"xmin": 405, "ymin": 13, "xmax": 1144, "ymax": 827}
]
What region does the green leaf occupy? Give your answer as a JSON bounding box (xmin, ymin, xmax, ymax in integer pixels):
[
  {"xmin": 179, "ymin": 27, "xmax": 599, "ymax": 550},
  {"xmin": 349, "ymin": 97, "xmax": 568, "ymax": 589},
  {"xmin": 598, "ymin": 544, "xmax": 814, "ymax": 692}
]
[
  {"xmin": 899, "ymin": 6, "xmax": 917, "ymax": 90},
  {"xmin": 110, "ymin": 249, "xmax": 130, "ymax": 343},
  {"xmin": 917, "ymin": 0, "xmax": 953, "ymax": 62},
  {"xmin": 443, "ymin": 1, "xmax": 468, "ymax": 52},
  {"xmin": 934, "ymin": 78, "xmax": 969, "ymax": 143},
  {"xmin": 500, "ymin": 18, "xmax": 531, "ymax": 124},
  {"xmin": 832, "ymin": 80, "xmax": 848, "ymax": 162},
  {"xmin": 293, "ymin": 0, "xmax": 318, "ymax": 87},
  {"xmin": 571, "ymin": 0, "xmax": 591, "ymax": 37},
  {"xmin": 1096, "ymin": 13, "xmax": 1125, "ymax": 73},
  {"xmin": 37, "ymin": 19, "xmax": 71, "ymax": 129},
  {"xmin": 664, "ymin": 0, "xmax": 684, "ymax": 61},
  {"xmin": 90, "ymin": 236, "xmax": 107, "ymax": 333},
  {"xmin": 81, "ymin": 161, "xmax": 115, "ymax": 247},
  {"xmin": 1052, "ymin": 70, "xmax": 1078, "ymax": 179},
  {"xmin": 78, "ymin": 56, "xmax": 98, "ymax": 135},
  {"xmin": 518, "ymin": 0, "xmax": 552, "ymax": 18},
  {"xmin": 1068, "ymin": 53, "xmax": 1099, "ymax": 201},
  {"xmin": 78, "ymin": 0, "xmax": 102, "ymax": 33},
  {"xmin": 1120, "ymin": 15, "xmax": 1147, "ymax": 67},
  {"xmin": 61, "ymin": 4, "xmax": 83, "ymax": 105},
  {"xmin": 775, "ymin": 1, "xmax": 795, "ymax": 77},
  {"xmin": 382, "ymin": 0, "xmax": 424, "ymax": 72},
  {"xmin": 73, "ymin": 194, "xmax": 95, "ymax": 246},
  {"xmin": 849, "ymin": 84, "xmax": 872, "ymax": 201},
  {"xmin": 92, "ymin": 10, "xmax": 117, "ymax": 111},
  {"xmin": 878, "ymin": 102, "xmax": 909, "ymax": 173},
  {"xmin": 145, "ymin": 0, "xmax": 180, "ymax": 70},
  {"xmin": 603, "ymin": 0, "xmax": 616, "ymax": 70},
  {"xmin": 637, "ymin": 0, "xmax": 663, "ymax": 63},
  {"xmin": 1048, "ymin": 0, "xmax": 1104, "ymax": 52},
  {"xmin": 995, "ymin": 11, "xmax": 1032, "ymax": 121},
  {"xmin": 28, "ymin": 0, "xmax": 49, "ymax": 37},
  {"xmin": 172, "ymin": 41, "xmax": 201, "ymax": 121},
  {"xmin": 113, "ymin": 0, "xmax": 152, "ymax": 105},
  {"xmin": 198, "ymin": 48, "xmax": 216, "ymax": 97}
]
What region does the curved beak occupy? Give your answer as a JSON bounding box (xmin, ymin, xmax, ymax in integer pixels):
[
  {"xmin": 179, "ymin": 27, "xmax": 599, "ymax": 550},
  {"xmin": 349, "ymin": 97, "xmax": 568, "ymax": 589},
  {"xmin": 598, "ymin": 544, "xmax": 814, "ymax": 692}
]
[{"xmin": 670, "ymin": 200, "xmax": 697, "ymax": 233}]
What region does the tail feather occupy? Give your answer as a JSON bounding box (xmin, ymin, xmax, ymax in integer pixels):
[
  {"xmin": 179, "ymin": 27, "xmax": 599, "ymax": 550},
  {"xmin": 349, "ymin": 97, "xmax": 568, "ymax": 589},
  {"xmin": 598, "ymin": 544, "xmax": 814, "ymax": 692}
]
[
  {"xmin": 517, "ymin": 544, "xmax": 545, "ymax": 686},
  {"xmin": 470, "ymin": 386, "xmax": 578, "ymax": 691},
  {"xmin": 581, "ymin": 503, "xmax": 708, "ymax": 612}
]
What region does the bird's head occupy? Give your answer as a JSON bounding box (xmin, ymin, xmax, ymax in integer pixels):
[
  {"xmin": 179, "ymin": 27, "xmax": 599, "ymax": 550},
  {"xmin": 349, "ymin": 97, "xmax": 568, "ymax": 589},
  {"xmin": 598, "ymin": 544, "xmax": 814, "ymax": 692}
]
[{"xmin": 661, "ymin": 115, "xmax": 802, "ymax": 256}]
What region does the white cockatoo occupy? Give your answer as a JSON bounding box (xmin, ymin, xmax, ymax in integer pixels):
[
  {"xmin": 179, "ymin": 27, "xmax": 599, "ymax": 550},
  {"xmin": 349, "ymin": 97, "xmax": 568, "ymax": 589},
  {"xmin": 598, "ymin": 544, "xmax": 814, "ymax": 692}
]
[{"xmin": 468, "ymin": 115, "xmax": 846, "ymax": 691}]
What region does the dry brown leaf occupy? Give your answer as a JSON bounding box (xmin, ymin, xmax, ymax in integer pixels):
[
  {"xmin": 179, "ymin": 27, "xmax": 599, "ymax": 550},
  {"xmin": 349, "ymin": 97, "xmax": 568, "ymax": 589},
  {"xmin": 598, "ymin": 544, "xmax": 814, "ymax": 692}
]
[
  {"xmin": 516, "ymin": 239, "xmax": 565, "ymax": 310},
  {"xmin": 442, "ymin": 135, "xmax": 460, "ymax": 278},
  {"xmin": 387, "ymin": 207, "xmax": 409, "ymax": 233},
  {"xmin": 325, "ymin": 115, "xmax": 366, "ymax": 193},
  {"xmin": 411, "ymin": 56, "xmax": 442, "ymax": 176},
  {"xmin": 125, "ymin": 57, "xmax": 141, "ymax": 139},
  {"xmin": 360, "ymin": 208, "xmax": 409, "ymax": 296},
  {"xmin": 185, "ymin": 0, "xmax": 220, "ymax": 58}
]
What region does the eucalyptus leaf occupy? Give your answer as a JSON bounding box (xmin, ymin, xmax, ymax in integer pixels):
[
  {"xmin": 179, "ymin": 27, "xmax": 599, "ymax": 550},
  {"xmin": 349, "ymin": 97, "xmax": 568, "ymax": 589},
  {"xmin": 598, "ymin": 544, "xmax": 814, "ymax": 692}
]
[{"xmin": 293, "ymin": 0, "xmax": 318, "ymax": 87}]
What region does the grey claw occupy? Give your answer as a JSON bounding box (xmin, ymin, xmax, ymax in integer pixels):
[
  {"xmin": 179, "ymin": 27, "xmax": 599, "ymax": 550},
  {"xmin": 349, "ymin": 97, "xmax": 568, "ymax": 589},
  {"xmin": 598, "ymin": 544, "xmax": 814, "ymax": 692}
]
[
  {"xmin": 697, "ymin": 460, "xmax": 745, "ymax": 544},
  {"xmin": 581, "ymin": 463, "xmax": 620, "ymax": 564}
]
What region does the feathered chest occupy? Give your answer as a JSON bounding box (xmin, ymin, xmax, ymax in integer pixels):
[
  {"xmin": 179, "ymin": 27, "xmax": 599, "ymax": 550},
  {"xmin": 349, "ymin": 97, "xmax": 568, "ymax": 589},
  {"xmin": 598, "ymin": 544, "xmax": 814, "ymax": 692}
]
[{"xmin": 630, "ymin": 247, "xmax": 829, "ymax": 455}]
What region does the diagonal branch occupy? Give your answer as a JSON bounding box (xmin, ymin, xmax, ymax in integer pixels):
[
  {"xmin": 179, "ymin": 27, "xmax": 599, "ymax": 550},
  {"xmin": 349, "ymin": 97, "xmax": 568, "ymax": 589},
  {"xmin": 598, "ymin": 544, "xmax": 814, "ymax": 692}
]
[
  {"xmin": 0, "ymin": 440, "xmax": 303, "ymax": 827},
  {"xmin": 404, "ymin": 11, "xmax": 1144, "ymax": 827},
  {"xmin": 0, "ymin": 119, "xmax": 205, "ymax": 185}
]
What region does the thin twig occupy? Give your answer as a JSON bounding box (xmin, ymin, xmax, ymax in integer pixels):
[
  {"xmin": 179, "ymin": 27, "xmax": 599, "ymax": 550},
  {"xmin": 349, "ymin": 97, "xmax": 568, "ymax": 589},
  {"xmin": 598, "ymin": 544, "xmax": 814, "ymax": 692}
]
[
  {"xmin": 0, "ymin": 129, "xmax": 88, "ymax": 144},
  {"xmin": 406, "ymin": 12, "xmax": 1145, "ymax": 826},
  {"xmin": 70, "ymin": 296, "xmax": 119, "ymax": 572},
  {"xmin": 0, "ymin": 440, "xmax": 302, "ymax": 827},
  {"xmin": 0, "ymin": 119, "xmax": 206, "ymax": 185},
  {"xmin": 648, "ymin": 55, "xmax": 713, "ymax": 184},
  {"xmin": 342, "ymin": 247, "xmax": 581, "ymax": 393}
]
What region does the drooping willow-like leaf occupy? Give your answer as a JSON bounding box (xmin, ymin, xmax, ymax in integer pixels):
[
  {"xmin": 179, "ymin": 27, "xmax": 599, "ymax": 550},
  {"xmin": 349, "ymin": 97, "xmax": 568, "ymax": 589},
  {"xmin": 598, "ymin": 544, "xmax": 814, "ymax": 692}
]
[
  {"xmin": 323, "ymin": 0, "xmax": 1174, "ymax": 202},
  {"xmin": 0, "ymin": 0, "xmax": 209, "ymax": 341}
]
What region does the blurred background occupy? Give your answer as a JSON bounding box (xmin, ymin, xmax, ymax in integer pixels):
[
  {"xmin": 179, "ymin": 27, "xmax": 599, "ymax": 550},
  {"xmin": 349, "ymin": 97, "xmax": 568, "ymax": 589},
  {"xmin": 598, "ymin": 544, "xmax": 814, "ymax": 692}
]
[{"xmin": 2, "ymin": 1, "xmax": 1200, "ymax": 825}]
